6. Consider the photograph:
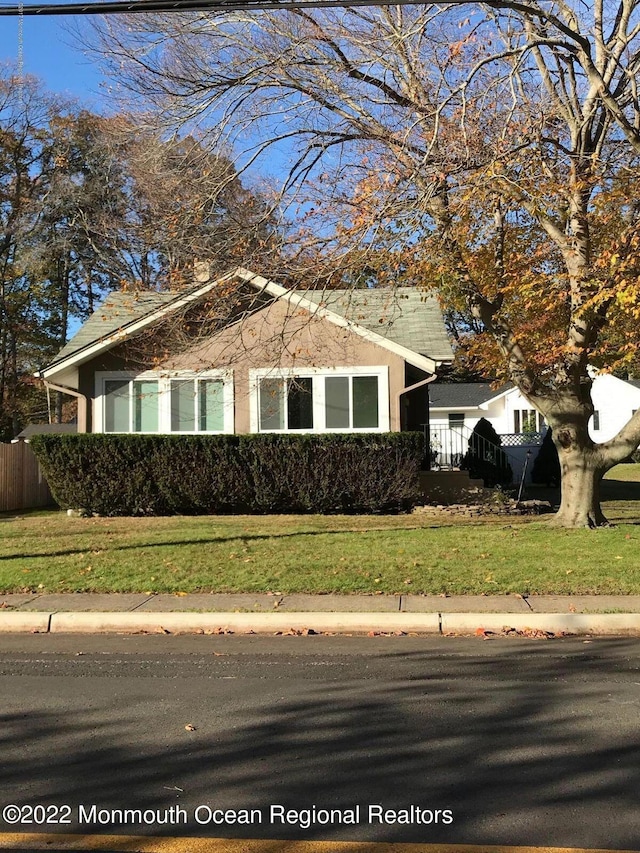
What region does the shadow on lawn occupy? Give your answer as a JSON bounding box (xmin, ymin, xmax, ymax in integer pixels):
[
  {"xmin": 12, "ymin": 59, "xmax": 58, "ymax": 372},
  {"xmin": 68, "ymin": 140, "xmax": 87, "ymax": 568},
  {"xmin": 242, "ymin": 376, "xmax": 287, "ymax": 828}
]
[
  {"xmin": 602, "ymin": 478, "xmax": 640, "ymax": 501},
  {"xmin": 524, "ymin": 477, "xmax": 640, "ymax": 505},
  {"xmin": 2, "ymin": 639, "xmax": 640, "ymax": 849},
  {"xmin": 0, "ymin": 525, "xmax": 443, "ymax": 562}
]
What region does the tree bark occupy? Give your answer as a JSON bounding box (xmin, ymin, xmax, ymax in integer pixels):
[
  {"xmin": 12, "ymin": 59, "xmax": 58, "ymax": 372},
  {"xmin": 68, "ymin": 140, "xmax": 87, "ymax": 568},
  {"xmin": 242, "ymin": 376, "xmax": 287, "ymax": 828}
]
[{"xmin": 553, "ymin": 446, "xmax": 608, "ymax": 528}]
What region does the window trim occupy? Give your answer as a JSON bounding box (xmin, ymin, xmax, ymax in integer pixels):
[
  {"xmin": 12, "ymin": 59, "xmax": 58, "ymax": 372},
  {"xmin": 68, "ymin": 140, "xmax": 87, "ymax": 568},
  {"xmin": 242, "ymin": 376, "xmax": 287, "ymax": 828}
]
[
  {"xmin": 514, "ymin": 408, "xmax": 544, "ymax": 433},
  {"xmin": 95, "ymin": 370, "xmax": 234, "ymax": 434},
  {"xmin": 448, "ymin": 413, "xmax": 465, "ymax": 427},
  {"xmin": 249, "ymin": 366, "xmax": 390, "ymax": 433}
]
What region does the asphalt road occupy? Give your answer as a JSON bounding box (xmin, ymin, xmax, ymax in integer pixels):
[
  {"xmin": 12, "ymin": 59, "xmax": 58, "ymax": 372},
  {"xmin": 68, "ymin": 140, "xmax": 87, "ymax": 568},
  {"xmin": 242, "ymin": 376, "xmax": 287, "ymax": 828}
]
[{"xmin": 1, "ymin": 634, "xmax": 640, "ymax": 850}]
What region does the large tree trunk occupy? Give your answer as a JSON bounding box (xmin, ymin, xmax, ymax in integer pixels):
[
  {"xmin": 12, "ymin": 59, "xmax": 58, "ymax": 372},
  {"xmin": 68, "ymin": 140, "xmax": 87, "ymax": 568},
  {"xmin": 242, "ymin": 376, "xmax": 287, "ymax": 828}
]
[
  {"xmin": 543, "ymin": 398, "xmax": 611, "ymax": 529},
  {"xmin": 529, "ymin": 384, "xmax": 640, "ymax": 529},
  {"xmin": 553, "ymin": 446, "xmax": 608, "ymax": 528}
]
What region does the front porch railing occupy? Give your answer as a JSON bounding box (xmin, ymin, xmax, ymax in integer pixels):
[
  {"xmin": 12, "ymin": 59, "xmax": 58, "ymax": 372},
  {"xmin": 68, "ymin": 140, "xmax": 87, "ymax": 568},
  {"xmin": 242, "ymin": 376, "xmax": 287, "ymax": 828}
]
[{"xmin": 423, "ymin": 424, "xmax": 544, "ymax": 471}]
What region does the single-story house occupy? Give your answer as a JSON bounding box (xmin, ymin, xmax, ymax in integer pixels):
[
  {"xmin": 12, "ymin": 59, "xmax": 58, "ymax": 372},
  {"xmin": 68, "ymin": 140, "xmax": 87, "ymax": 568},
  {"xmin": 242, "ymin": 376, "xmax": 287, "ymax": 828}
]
[
  {"xmin": 429, "ymin": 382, "xmax": 541, "ymax": 453},
  {"xmin": 35, "ymin": 267, "xmax": 454, "ymax": 438}
]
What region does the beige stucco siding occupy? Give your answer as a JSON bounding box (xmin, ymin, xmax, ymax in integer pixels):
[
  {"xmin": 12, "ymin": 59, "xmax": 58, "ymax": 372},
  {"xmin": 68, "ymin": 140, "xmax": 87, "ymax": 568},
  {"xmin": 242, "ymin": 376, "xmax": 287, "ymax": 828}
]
[{"xmin": 80, "ymin": 298, "xmax": 408, "ymax": 433}]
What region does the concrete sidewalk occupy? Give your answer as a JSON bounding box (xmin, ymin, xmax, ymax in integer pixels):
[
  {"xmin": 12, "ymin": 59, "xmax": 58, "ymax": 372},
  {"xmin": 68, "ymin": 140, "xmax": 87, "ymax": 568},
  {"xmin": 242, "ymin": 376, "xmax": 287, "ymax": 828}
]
[{"xmin": 2, "ymin": 592, "xmax": 640, "ymax": 635}]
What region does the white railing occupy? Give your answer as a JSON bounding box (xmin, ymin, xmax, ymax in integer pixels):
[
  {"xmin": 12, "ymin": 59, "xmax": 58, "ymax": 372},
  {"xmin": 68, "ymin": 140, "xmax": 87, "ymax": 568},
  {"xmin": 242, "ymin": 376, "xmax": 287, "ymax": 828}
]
[{"xmin": 423, "ymin": 423, "xmax": 539, "ymax": 477}]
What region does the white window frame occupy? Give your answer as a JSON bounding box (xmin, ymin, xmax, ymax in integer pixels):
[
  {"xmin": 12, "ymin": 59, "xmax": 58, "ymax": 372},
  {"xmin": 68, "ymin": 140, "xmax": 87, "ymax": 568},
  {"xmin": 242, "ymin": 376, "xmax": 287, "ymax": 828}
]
[
  {"xmin": 514, "ymin": 408, "xmax": 544, "ymax": 433},
  {"xmin": 248, "ymin": 366, "xmax": 389, "ymax": 433},
  {"xmin": 95, "ymin": 370, "xmax": 234, "ymax": 434}
]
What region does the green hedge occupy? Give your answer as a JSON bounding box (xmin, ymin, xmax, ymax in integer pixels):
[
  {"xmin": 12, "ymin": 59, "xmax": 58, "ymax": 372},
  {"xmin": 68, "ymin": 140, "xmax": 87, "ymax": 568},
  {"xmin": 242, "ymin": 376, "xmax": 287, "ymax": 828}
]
[{"xmin": 30, "ymin": 432, "xmax": 425, "ymax": 516}]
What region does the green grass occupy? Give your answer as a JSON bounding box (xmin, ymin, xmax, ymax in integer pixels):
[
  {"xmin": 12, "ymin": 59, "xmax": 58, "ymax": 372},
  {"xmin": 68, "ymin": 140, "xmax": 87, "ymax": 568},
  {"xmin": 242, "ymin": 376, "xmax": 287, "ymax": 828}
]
[{"xmin": 2, "ymin": 464, "xmax": 640, "ymax": 597}]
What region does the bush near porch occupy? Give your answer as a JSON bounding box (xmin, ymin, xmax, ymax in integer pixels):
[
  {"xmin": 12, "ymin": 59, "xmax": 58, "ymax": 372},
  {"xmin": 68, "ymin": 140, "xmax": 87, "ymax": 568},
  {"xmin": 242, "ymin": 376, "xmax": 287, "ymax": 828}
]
[{"xmin": 30, "ymin": 432, "xmax": 425, "ymax": 516}]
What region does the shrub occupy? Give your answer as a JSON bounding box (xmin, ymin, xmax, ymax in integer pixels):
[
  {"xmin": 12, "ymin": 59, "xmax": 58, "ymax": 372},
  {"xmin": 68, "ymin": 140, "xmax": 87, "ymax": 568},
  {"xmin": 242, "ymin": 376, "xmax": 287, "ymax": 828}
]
[
  {"xmin": 460, "ymin": 417, "xmax": 513, "ymax": 487},
  {"xmin": 30, "ymin": 432, "xmax": 425, "ymax": 516},
  {"xmin": 531, "ymin": 427, "xmax": 561, "ymax": 486}
]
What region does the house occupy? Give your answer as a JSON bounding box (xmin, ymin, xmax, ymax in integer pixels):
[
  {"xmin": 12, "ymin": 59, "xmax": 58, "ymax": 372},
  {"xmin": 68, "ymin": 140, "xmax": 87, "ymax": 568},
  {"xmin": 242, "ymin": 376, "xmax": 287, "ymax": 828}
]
[
  {"xmin": 428, "ymin": 376, "xmax": 640, "ymax": 482},
  {"xmin": 12, "ymin": 423, "xmax": 77, "ymax": 443},
  {"xmin": 589, "ymin": 374, "xmax": 640, "ymax": 443},
  {"xmin": 35, "ymin": 267, "xmax": 454, "ymax": 438}
]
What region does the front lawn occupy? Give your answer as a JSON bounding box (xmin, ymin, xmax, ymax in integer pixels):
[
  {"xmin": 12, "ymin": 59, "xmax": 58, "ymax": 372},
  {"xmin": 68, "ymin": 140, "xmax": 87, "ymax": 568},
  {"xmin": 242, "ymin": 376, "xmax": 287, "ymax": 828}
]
[{"xmin": 2, "ymin": 464, "xmax": 640, "ymax": 596}]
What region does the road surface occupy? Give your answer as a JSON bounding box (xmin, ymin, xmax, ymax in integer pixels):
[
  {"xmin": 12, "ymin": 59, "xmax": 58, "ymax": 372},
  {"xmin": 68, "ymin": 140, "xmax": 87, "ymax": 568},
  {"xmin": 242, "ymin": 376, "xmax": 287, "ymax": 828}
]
[{"xmin": 0, "ymin": 634, "xmax": 639, "ymax": 851}]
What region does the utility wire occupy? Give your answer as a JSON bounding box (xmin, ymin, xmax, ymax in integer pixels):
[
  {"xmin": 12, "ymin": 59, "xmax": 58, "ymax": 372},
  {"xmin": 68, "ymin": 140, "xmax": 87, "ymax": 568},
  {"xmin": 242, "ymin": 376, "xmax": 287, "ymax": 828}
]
[{"xmin": 0, "ymin": 0, "xmax": 408, "ymax": 14}]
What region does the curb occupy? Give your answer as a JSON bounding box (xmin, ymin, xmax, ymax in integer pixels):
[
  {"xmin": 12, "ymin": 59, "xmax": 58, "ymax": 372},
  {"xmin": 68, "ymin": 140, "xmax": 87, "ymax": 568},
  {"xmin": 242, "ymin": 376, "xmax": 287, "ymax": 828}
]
[
  {"xmin": 49, "ymin": 611, "xmax": 441, "ymax": 634},
  {"xmin": 0, "ymin": 612, "xmax": 50, "ymax": 633},
  {"xmin": 2, "ymin": 610, "xmax": 640, "ymax": 635},
  {"xmin": 441, "ymin": 612, "xmax": 640, "ymax": 636}
]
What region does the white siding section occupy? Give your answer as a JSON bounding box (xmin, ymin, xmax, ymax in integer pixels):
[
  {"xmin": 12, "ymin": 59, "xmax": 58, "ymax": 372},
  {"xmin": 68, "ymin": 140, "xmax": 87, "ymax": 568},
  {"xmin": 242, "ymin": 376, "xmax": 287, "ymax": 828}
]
[{"xmin": 589, "ymin": 374, "xmax": 640, "ymax": 442}]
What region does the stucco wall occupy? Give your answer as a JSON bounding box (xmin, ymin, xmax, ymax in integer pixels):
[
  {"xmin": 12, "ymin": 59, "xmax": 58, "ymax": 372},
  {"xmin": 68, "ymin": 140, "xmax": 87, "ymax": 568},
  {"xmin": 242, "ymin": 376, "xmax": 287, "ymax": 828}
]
[{"xmin": 79, "ymin": 298, "xmax": 408, "ymax": 433}]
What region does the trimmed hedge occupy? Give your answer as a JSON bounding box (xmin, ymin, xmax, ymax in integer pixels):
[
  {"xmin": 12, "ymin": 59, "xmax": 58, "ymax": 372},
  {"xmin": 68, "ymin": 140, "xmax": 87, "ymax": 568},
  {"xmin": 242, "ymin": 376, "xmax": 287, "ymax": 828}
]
[{"xmin": 30, "ymin": 432, "xmax": 425, "ymax": 516}]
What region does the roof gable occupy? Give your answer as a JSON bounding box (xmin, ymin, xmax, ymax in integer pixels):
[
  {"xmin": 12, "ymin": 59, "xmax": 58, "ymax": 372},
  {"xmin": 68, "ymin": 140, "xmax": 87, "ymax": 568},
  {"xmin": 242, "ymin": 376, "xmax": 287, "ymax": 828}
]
[{"xmin": 38, "ymin": 267, "xmax": 453, "ymax": 380}]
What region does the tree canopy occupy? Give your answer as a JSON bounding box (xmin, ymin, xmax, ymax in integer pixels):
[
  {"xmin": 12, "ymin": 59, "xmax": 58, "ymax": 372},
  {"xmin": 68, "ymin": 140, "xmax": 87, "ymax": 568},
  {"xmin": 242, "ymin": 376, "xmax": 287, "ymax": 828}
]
[
  {"xmin": 87, "ymin": 1, "xmax": 640, "ymax": 526},
  {"xmin": 0, "ymin": 69, "xmax": 275, "ymax": 439}
]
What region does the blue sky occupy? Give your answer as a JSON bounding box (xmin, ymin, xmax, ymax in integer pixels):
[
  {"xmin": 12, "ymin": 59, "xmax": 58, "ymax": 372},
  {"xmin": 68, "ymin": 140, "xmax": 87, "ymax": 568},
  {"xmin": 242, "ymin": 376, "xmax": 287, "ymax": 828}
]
[{"xmin": 0, "ymin": 14, "xmax": 107, "ymax": 106}]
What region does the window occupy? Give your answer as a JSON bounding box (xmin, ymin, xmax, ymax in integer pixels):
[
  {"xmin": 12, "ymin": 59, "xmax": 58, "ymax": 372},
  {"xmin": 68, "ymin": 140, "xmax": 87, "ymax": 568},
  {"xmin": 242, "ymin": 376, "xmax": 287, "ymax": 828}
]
[
  {"xmin": 325, "ymin": 375, "xmax": 379, "ymax": 429},
  {"xmin": 514, "ymin": 409, "xmax": 543, "ymax": 433},
  {"xmin": 171, "ymin": 378, "xmax": 225, "ymax": 432},
  {"xmin": 448, "ymin": 413, "xmax": 465, "ymax": 427},
  {"xmin": 593, "ymin": 410, "xmax": 600, "ymax": 431},
  {"xmin": 105, "ymin": 379, "xmax": 160, "ymax": 433},
  {"xmin": 98, "ymin": 372, "xmax": 232, "ymax": 434},
  {"xmin": 251, "ymin": 368, "xmax": 388, "ymax": 433},
  {"xmin": 258, "ymin": 377, "xmax": 314, "ymax": 431}
]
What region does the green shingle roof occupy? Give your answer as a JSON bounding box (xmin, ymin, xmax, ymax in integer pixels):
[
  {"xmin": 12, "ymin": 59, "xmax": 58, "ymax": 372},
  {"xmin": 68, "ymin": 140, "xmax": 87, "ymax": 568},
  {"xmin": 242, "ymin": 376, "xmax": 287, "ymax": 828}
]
[
  {"xmin": 301, "ymin": 288, "xmax": 453, "ymax": 362},
  {"xmin": 48, "ymin": 282, "xmax": 453, "ymax": 370},
  {"xmin": 53, "ymin": 291, "xmax": 176, "ymax": 364}
]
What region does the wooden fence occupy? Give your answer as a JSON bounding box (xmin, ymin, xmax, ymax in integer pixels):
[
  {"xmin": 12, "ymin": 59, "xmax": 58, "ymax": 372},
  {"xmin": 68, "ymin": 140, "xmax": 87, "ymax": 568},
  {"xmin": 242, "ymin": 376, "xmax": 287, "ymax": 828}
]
[{"xmin": 0, "ymin": 442, "xmax": 54, "ymax": 512}]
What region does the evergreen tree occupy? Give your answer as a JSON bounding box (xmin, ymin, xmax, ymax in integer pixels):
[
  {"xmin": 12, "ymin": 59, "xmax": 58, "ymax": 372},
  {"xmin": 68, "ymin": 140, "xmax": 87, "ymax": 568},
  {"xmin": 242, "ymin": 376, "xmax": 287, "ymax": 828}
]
[{"xmin": 531, "ymin": 428, "xmax": 561, "ymax": 488}]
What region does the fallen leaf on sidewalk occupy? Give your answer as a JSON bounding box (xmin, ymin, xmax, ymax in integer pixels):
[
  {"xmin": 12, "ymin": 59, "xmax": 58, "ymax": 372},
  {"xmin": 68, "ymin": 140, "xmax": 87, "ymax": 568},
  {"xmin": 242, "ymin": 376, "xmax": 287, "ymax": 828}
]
[
  {"xmin": 503, "ymin": 626, "xmax": 556, "ymax": 639},
  {"xmin": 184, "ymin": 724, "xmax": 196, "ymax": 732}
]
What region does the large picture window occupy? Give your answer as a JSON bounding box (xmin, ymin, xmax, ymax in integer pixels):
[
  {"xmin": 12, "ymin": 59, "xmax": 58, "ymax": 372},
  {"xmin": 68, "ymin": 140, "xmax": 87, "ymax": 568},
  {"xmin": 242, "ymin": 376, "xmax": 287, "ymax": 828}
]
[
  {"xmin": 252, "ymin": 368, "xmax": 387, "ymax": 433},
  {"xmin": 325, "ymin": 375, "xmax": 379, "ymax": 429},
  {"xmin": 98, "ymin": 372, "xmax": 232, "ymax": 434}
]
